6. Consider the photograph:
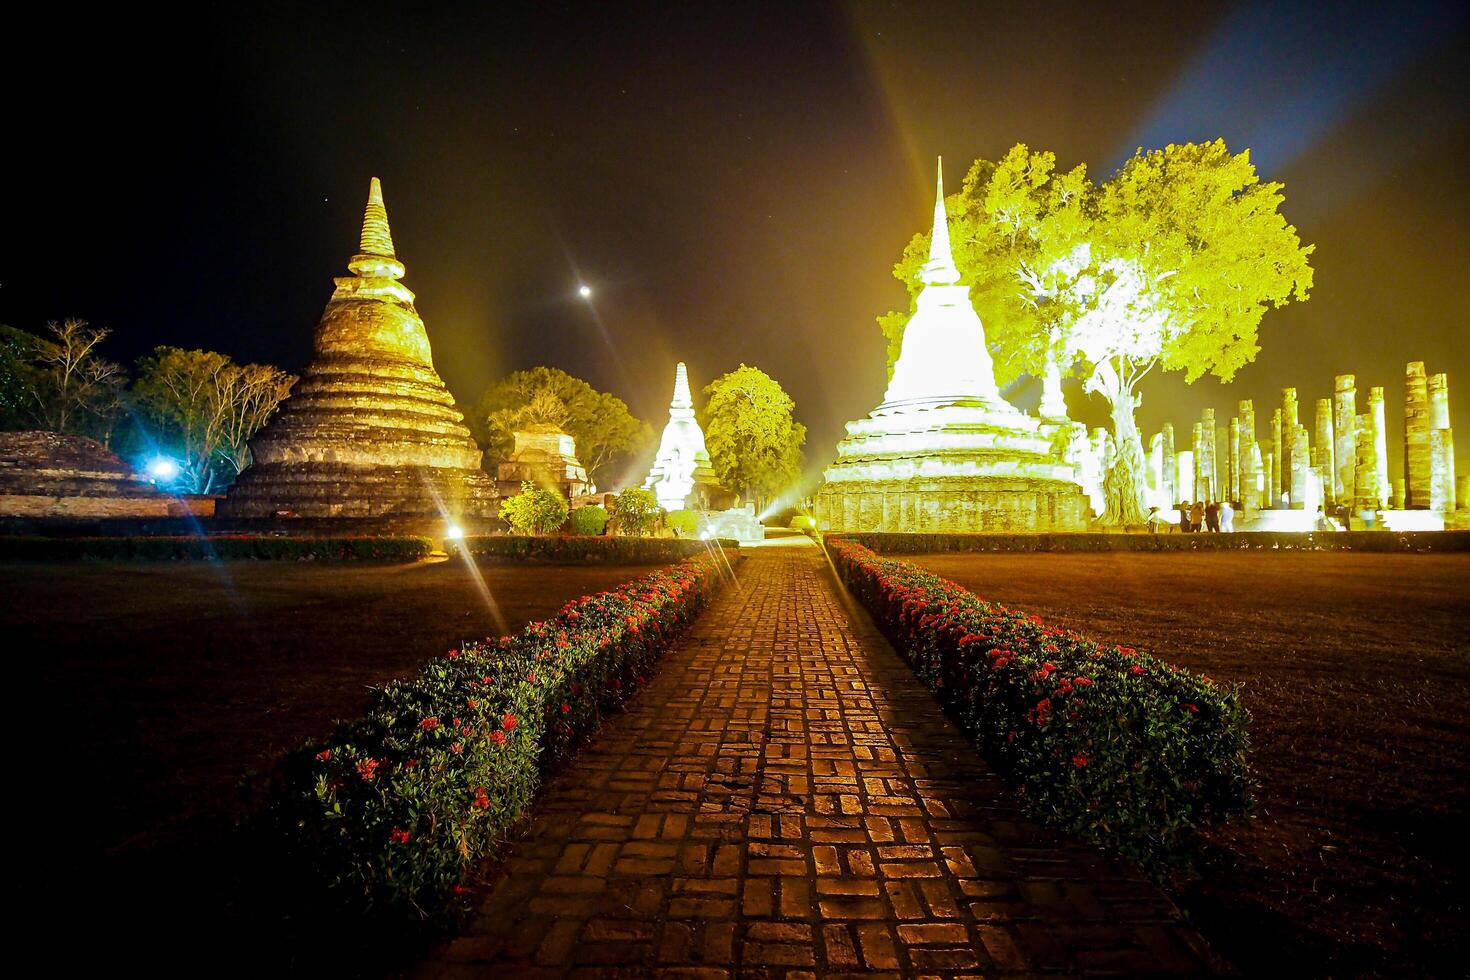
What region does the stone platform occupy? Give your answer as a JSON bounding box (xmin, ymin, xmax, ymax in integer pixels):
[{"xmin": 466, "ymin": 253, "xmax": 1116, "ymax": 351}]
[
  {"xmin": 0, "ymin": 431, "xmax": 176, "ymax": 519},
  {"xmin": 420, "ymin": 539, "xmax": 1216, "ymax": 976}
]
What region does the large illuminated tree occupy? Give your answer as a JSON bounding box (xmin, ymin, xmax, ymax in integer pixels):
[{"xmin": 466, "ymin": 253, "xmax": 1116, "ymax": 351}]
[
  {"xmin": 881, "ymin": 140, "xmax": 1313, "ymax": 524},
  {"xmin": 701, "ymin": 364, "xmax": 806, "ymax": 511}
]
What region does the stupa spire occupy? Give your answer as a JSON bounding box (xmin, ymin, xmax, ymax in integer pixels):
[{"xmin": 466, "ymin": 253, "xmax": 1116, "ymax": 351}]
[
  {"xmin": 348, "ymin": 177, "xmax": 406, "ymax": 280},
  {"xmin": 360, "ymin": 177, "xmax": 396, "ymax": 256},
  {"xmin": 671, "ymin": 362, "xmax": 694, "ymax": 412},
  {"xmin": 920, "ymin": 156, "xmax": 960, "ymax": 285}
]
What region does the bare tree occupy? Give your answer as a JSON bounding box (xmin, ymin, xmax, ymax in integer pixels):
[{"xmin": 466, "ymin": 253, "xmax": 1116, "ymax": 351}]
[{"xmin": 19, "ymin": 319, "xmax": 125, "ymax": 437}]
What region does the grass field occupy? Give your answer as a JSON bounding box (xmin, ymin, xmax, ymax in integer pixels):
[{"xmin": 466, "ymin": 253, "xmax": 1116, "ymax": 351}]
[
  {"xmin": 7, "ymin": 556, "xmax": 668, "ymax": 963},
  {"xmin": 908, "ymin": 551, "xmax": 1470, "ymax": 979}
]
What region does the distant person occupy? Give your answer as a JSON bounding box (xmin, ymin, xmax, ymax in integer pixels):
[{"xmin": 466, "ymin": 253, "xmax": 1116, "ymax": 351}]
[
  {"xmin": 1190, "ymin": 500, "xmax": 1205, "ymax": 533},
  {"xmin": 1314, "ymin": 506, "xmax": 1335, "ymax": 532},
  {"xmin": 1335, "ymin": 502, "xmax": 1353, "ymax": 531},
  {"xmin": 1205, "ymin": 501, "xmax": 1221, "ymax": 533},
  {"xmin": 1178, "ymin": 502, "xmax": 1192, "ymax": 532},
  {"xmin": 1146, "ymin": 506, "xmax": 1170, "ymax": 534},
  {"xmin": 1219, "ymin": 499, "xmax": 1235, "ymax": 533}
]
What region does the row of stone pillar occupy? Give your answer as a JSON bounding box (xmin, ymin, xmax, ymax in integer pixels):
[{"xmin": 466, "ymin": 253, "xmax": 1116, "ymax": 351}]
[{"xmin": 1149, "ymin": 362, "xmax": 1456, "ymax": 512}]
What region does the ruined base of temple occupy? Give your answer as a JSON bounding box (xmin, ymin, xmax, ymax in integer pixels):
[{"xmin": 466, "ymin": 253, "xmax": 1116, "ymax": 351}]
[
  {"xmin": 816, "ymin": 477, "xmax": 1089, "ymax": 533},
  {"xmin": 217, "ymin": 462, "xmax": 499, "ymax": 519}
]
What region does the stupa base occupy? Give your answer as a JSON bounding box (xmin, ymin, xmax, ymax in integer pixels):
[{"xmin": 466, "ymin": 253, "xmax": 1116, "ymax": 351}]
[
  {"xmin": 816, "ymin": 476, "xmax": 1088, "ymax": 533},
  {"xmin": 217, "ymin": 462, "xmax": 499, "ymax": 519}
]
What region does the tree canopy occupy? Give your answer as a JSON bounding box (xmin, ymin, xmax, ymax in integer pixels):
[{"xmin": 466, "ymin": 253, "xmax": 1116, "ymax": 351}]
[
  {"xmin": 0, "ymin": 320, "xmax": 124, "ymax": 439},
  {"xmin": 701, "ymin": 364, "xmax": 806, "ymax": 510},
  {"xmin": 472, "ymin": 367, "xmax": 650, "ymax": 488},
  {"xmin": 130, "ymin": 347, "xmax": 296, "ymax": 493}
]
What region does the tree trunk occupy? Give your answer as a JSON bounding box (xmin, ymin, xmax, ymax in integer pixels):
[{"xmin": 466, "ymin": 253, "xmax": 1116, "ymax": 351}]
[{"xmin": 1101, "ymin": 392, "xmax": 1149, "ymax": 526}]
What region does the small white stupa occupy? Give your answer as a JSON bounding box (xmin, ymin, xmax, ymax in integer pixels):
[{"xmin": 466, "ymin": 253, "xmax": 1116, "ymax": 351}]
[
  {"xmin": 643, "ymin": 362, "xmax": 723, "ymax": 511},
  {"xmin": 816, "ymin": 158, "xmax": 1088, "ymax": 532}
]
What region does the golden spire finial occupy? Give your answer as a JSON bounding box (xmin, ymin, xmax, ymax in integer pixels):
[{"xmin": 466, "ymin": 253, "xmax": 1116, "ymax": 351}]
[{"xmin": 359, "ymin": 177, "xmax": 397, "ymax": 257}]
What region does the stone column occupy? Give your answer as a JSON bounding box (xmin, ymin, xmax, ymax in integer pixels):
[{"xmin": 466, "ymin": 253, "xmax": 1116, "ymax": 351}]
[
  {"xmin": 1353, "ymin": 413, "xmax": 1379, "ymax": 512},
  {"xmin": 1249, "ymin": 444, "xmax": 1264, "ymax": 513},
  {"xmin": 1290, "ymin": 424, "xmax": 1309, "ymax": 509},
  {"xmin": 1429, "ymin": 429, "xmax": 1450, "ymax": 513},
  {"xmin": 1229, "ymin": 417, "xmax": 1241, "ymax": 503},
  {"xmin": 1405, "ymin": 362, "xmax": 1431, "ymax": 508},
  {"xmin": 1202, "ymin": 409, "xmax": 1217, "ymax": 502},
  {"xmin": 1333, "ymin": 376, "xmax": 1357, "ymax": 507},
  {"xmin": 1216, "ymin": 425, "xmax": 1228, "ymax": 503},
  {"xmin": 1192, "ymin": 421, "xmax": 1206, "ymax": 502},
  {"xmin": 1392, "ymin": 478, "xmax": 1406, "ymax": 511},
  {"xmin": 1282, "ymin": 388, "xmax": 1299, "ymax": 503},
  {"xmin": 1370, "ymin": 386, "xmax": 1389, "ymax": 509},
  {"xmin": 1161, "ymin": 423, "xmax": 1176, "ymax": 505},
  {"xmin": 1313, "ymin": 398, "xmax": 1335, "ymax": 507},
  {"xmin": 1239, "ymin": 400, "xmax": 1257, "ymax": 509},
  {"xmin": 1177, "ymin": 449, "xmax": 1195, "ymax": 503},
  {"xmin": 1262, "ymin": 451, "xmax": 1274, "ymax": 510},
  {"xmin": 1429, "ymin": 373, "xmax": 1455, "ymax": 512},
  {"xmin": 1270, "ymin": 408, "xmax": 1283, "ymax": 507}
]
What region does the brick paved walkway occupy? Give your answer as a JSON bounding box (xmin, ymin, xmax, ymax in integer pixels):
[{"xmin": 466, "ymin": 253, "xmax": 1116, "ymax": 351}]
[{"xmin": 421, "ymin": 540, "xmax": 1217, "ymax": 977}]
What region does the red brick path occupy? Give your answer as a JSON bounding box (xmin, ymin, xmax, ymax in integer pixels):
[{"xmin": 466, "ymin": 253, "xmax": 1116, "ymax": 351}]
[{"xmin": 420, "ymin": 541, "xmax": 1217, "ymax": 977}]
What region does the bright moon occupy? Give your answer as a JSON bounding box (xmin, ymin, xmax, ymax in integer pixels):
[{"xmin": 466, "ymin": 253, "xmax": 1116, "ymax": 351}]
[{"xmin": 578, "ymin": 284, "xmax": 592, "ymax": 299}]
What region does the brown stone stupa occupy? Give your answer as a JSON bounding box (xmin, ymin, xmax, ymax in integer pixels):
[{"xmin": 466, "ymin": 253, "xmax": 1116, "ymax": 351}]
[{"xmin": 221, "ymin": 178, "xmax": 497, "ymax": 518}]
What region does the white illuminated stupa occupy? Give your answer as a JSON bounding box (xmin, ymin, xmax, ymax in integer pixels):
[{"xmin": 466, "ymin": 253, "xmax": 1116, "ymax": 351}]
[
  {"xmin": 816, "ymin": 159, "xmax": 1088, "ymax": 532},
  {"xmin": 643, "ymin": 362, "xmax": 726, "ymax": 511}
]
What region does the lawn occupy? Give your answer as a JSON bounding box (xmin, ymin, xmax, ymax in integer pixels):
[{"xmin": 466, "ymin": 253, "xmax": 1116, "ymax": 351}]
[
  {"xmin": 907, "ymin": 551, "xmax": 1470, "ymax": 979},
  {"xmin": 7, "ymin": 556, "xmax": 669, "ymax": 965}
]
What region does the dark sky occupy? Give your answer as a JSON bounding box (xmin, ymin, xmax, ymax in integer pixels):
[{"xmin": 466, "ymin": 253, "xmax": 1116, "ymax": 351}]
[{"xmin": 7, "ymin": 0, "xmax": 1468, "ymax": 489}]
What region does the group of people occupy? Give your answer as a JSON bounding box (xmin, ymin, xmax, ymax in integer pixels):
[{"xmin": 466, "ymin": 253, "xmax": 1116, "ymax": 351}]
[{"xmin": 1172, "ymin": 499, "xmax": 1235, "ymax": 533}]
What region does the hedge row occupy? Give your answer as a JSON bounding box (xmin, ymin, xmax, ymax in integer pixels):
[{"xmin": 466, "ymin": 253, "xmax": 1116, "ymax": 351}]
[
  {"xmin": 834, "ymin": 530, "xmax": 1470, "ymax": 553},
  {"xmin": 459, "ymin": 534, "xmax": 738, "ymax": 563},
  {"xmin": 828, "ymin": 538, "xmax": 1251, "ymax": 864},
  {"xmin": 265, "ymin": 556, "xmax": 724, "ymax": 930},
  {"xmin": 0, "ymin": 535, "xmax": 435, "ymax": 561}
]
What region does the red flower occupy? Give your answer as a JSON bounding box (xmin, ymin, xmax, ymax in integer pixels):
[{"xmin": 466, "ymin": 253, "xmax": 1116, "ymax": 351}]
[
  {"xmin": 404, "ymin": 758, "xmax": 418, "ymax": 768},
  {"xmin": 1182, "ymin": 702, "xmax": 1199, "ymax": 714},
  {"xmin": 1073, "ymin": 676, "xmax": 1093, "ymax": 687},
  {"xmin": 489, "ymin": 730, "xmax": 506, "ymax": 745},
  {"xmin": 450, "ymin": 742, "xmax": 464, "ymax": 754},
  {"xmin": 561, "ymin": 702, "xmax": 571, "ymax": 714},
  {"xmin": 472, "ymin": 787, "xmax": 490, "ymax": 809},
  {"xmin": 446, "ymin": 648, "xmax": 459, "ymax": 659},
  {"xmin": 501, "ymin": 712, "xmax": 518, "ymax": 731},
  {"xmin": 389, "ymin": 827, "xmax": 410, "ymax": 844},
  {"xmin": 528, "ymin": 671, "xmax": 537, "ymax": 684},
  {"xmin": 453, "ymin": 885, "xmax": 472, "ymax": 896},
  {"xmin": 467, "ymin": 699, "xmax": 479, "ymax": 710},
  {"xmin": 1129, "ymin": 665, "xmax": 1146, "ymax": 676},
  {"xmin": 1072, "ymin": 754, "xmax": 1090, "ymax": 769},
  {"xmin": 419, "ymin": 716, "xmax": 441, "ymax": 731},
  {"xmin": 315, "ymin": 749, "xmax": 332, "ymax": 762},
  {"xmin": 356, "ymin": 758, "xmax": 381, "ymax": 781}
]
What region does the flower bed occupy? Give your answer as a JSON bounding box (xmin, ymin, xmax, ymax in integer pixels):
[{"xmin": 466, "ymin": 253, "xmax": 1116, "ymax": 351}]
[
  {"xmin": 459, "ymin": 534, "xmax": 737, "ymax": 563},
  {"xmin": 828, "ymin": 539, "xmax": 1251, "ymax": 863},
  {"xmin": 264, "ymin": 556, "xmax": 723, "ymax": 929},
  {"xmin": 0, "ymin": 535, "xmax": 435, "ymax": 561}
]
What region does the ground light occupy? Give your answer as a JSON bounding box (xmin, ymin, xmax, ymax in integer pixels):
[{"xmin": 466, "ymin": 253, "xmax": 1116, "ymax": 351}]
[
  {"xmin": 146, "ymin": 457, "xmax": 180, "ymax": 483},
  {"xmin": 444, "ymin": 523, "xmax": 464, "ymax": 541}
]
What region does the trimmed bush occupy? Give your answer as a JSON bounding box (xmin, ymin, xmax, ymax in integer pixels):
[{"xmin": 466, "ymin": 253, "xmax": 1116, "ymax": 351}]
[
  {"xmin": 266, "ymin": 557, "xmax": 724, "ymax": 930},
  {"xmin": 828, "ymin": 539, "xmax": 1251, "ymax": 863},
  {"xmin": 568, "ymin": 505, "xmax": 609, "ymax": 536},
  {"xmin": 832, "ymin": 530, "xmax": 1470, "ymax": 553},
  {"xmin": 499, "ymin": 482, "xmax": 570, "ymax": 535},
  {"xmin": 0, "ymin": 535, "xmax": 434, "ymax": 561},
  {"xmin": 612, "ymin": 487, "xmax": 661, "ymax": 536},
  {"xmin": 665, "ymin": 509, "xmax": 699, "ymax": 538},
  {"xmin": 459, "ymin": 534, "xmax": 736, "ymax": 564}
]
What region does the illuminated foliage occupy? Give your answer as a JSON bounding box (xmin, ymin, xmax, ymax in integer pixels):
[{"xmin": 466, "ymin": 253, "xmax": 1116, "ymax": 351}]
[
  {"xmin": 498, "ymin": 481, "xmax": 569, "ymax": 535},
  {"xmin": 131, "ymin": 347, "xmax": 296, "ymax": 494},
  {"xmin": 701, "ymin": 364, "xmax": 806, "ymax": 510},
  {"xmin": 612, "ymin": 486, "xmax": 661, "ymax": 536},
  {"xmin": 472, "ymin": 367, "xmax": 651, "ymax": 486},
  {"xmin": 883, "ymin": 141, "xmax": 1314, "ymax": 523},
  {"xmin": 0, "ymin": 320, "xmax": 125, "ymax": 440}
]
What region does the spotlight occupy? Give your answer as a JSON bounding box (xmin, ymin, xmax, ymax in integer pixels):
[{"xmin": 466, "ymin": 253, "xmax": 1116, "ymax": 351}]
[
  {"xmin": 445, "ymin": 523, "xmax": 464, "ymax": 541},
  {"xmin": 146, "ymin": 457, "xmax": 179, "ymax": 481}
]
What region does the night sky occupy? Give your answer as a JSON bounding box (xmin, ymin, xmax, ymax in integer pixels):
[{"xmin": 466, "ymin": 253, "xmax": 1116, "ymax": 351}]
[{"xmin": 7, "ymin": 0, "xmax": 1468, "ymax": 489}]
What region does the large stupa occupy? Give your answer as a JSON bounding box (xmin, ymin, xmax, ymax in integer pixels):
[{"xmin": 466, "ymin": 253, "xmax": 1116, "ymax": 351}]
[
  {"xmin": 220, "ymin": 179, "xmax": 497, "ymax": 519},
  {"xmin": 643, "ymin": 362, "xmax": 728, "ymax": 511},
  {"xmin": 816, "ymin": 159, "xmax": 1088, "ymax": 533}
]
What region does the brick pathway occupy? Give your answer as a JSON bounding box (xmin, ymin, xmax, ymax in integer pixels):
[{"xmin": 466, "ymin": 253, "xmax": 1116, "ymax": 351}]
[{"xmin": 420, "ymin": 539, "xmax": 1218, "ymax": 977}]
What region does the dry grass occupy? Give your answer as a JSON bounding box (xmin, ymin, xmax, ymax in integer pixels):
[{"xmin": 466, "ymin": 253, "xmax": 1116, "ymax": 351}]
[{"xmin": 909, "ymin": 551, "xmax": 1470, "ymax": 979}]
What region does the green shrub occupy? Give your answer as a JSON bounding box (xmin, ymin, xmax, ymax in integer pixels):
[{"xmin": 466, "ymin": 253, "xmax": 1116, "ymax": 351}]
[
  {"xmin": 567, "ymin": 505, "xmax": 609, "ymax": 536},
  {"xmin": 460, "ymin": 535, "xmax": 737, "ymax": 564},
  {"xmin": 828, "ymin": 539, "xmax": 1252, "ymax": 864},
  {"xmin": 0, "ymin": 535, "xmax": 434, "ymax": 561},
  {"xmin": 612, "ymin": 487, "xmax": 661, "ymax": 536},
  {"xmin": 498, "ymin": 482, "xmax": 569, "ymax": 535},
  {"xmin": 665, "ymin": 509, "xmax": 699, "ymax": 538},
  {"xmin": 265, "ymin": 557, "xmax": 724, "ymax": 932}
]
